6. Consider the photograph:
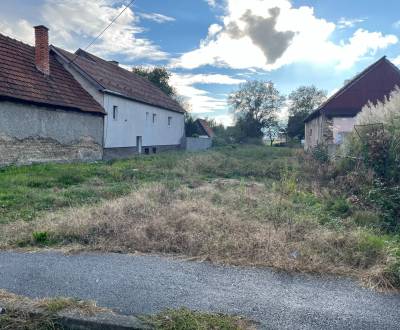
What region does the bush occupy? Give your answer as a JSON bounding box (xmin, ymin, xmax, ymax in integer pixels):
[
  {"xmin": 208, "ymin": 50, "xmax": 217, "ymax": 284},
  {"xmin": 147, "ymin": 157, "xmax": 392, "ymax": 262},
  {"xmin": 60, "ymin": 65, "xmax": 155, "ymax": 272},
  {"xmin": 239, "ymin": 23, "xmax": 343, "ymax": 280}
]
[
  {"xmin": 32, "ymin": 231, "xmax": 49, "ymax": 244},
  {"xmin": 311, "ymin": 144, "xmax": 329, "ymax": 163}
]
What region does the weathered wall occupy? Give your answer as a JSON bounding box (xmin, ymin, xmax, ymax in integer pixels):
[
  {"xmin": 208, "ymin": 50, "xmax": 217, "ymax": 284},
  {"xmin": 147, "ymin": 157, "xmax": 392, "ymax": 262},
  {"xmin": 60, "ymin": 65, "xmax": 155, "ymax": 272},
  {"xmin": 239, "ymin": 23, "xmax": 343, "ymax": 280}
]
[
  {"xmin": 305, "ymin": 115, "xmax": 324, "ymax": 149},
  {"xmin": 0, "ymin": 101, "xmax": 103, "ymax": 165},
  {"xmin": 184, "ymin": 137, "xmax": 212, "ymax": 152},
  {"xmin": 332, "ymin": 117, "xmax": 356, "ymax": 143}
]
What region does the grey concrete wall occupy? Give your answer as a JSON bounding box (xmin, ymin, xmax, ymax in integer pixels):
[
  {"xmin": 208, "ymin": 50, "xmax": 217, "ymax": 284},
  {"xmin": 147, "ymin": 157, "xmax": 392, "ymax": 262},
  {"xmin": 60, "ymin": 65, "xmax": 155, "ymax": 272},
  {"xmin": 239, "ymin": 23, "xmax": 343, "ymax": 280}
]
[
  {"xmin": 0, "ymin": 101, "xmax": 104, "ymax": 165},
  {"xmin": 184, "ymin": 137, "xmax": 212, "ymax": 152}
]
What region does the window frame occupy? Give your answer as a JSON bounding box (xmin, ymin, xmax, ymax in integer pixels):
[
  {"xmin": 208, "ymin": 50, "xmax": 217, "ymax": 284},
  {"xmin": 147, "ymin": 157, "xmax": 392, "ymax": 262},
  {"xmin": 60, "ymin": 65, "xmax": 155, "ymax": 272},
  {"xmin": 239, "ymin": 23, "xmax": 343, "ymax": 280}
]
[{"xmin": 112, "ymin": 106, "xmax": 118, "ymax": 121}]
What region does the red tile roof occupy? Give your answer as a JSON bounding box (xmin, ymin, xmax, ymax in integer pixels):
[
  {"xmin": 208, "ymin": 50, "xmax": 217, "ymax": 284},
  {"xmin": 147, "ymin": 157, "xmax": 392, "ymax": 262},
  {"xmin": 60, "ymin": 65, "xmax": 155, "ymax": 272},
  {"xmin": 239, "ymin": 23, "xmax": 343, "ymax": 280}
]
[
  {"xmin": 305, "ymin": 57, "xmax": 400, "ymax": 122},
  {"xmin": 196, "ymin": 119, "xmax": 215, "ymax": 138},
  {"xmin": 0, "ymin": 34, "xmax": 105, "ymax": 115},
  {"xmin": 52, "ymin": 47, "xmax": 185, "ymax": 114}
]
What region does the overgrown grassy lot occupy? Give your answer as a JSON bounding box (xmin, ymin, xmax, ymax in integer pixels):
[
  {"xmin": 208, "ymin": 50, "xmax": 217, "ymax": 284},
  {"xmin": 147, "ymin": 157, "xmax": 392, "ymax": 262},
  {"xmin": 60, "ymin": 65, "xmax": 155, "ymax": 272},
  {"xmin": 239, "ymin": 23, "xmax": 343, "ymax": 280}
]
[{"xmin": 0, "ymin": 145, "xmax": 399, "ymax": 289}]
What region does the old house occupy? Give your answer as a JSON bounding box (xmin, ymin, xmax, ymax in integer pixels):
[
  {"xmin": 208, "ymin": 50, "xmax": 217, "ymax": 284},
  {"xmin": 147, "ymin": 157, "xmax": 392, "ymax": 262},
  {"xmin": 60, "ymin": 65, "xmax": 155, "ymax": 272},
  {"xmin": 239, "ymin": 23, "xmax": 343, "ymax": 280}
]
[
  {"xmin": 52, "ymin": 46, "xmax": 185, "ymax": 159},
  {"xmin": 0, "ymin": 26, "xmax": 185, "ymax": 166},
  {"xmin": 304, "ymin": 57, "xmax": 400, "ymax": 151},
  {"xmin": 0, "ymin": 26, "xmax": 105, "ymax": 165}
]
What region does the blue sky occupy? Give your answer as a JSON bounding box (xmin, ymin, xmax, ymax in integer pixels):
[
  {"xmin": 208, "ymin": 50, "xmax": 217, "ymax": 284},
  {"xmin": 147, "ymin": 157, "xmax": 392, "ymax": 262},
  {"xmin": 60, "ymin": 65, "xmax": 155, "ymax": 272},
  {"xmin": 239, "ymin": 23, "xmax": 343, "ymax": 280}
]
[{"xmin": 1, "ymin": 0, "xmax": 400, "ymax": 125}]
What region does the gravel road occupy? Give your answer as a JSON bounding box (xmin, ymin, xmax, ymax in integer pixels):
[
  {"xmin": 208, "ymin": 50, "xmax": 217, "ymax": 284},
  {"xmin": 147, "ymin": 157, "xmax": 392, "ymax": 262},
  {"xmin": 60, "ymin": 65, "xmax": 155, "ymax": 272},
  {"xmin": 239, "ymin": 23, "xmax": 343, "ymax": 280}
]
[{"xmin": 0, "ymin": 251, "xmax": 399, "ymax": 329}]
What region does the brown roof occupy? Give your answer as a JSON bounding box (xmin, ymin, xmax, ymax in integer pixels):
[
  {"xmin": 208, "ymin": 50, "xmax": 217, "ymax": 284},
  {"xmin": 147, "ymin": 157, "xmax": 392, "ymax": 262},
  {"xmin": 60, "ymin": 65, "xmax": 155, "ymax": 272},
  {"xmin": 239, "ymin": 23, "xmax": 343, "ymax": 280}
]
[
  {"xmin": 196, "ymin": 119, "xmax": 215, "ymax": 138},
  {"xmin": 0, "ymin": 34, "xmax": 104, "ymax": 115},
  {"xmin": 52, "ymin": 47, "xmax": 185, "ymax": 114},
  {"xmin": 305, "ymin": 57, "xmax": 400, "ymax": 122}
]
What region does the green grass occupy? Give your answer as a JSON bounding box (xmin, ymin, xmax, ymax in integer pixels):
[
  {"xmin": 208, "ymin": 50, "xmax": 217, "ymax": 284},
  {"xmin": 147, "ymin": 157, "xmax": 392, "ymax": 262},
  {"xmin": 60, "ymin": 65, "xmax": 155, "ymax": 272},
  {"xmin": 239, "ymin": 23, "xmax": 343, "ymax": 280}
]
[
  {"xmin": 0, "ymin": 146, "xmax": 295, "ymax": 224},
  {"xmin": 146, "ymin": 308, "xmax": 253, "ymax": 330}
]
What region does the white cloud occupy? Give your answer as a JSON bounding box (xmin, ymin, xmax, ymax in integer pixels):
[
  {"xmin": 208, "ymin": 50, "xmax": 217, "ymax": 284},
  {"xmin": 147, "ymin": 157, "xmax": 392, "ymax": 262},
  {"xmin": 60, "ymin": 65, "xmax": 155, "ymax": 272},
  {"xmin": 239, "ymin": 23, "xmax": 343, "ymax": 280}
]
[
  {"xmin": 393, "ymin": 20, "xmax": 400, "ymax": 29},
  {"xmin": 205, "ymin": 0, "xmax": 217, "ymax": 8},
  {"xmin": 138, "ymin": 12, "xmax": 175, "ymax": 24},
  {"xmin": 0, "ymin": 19, "xmax": 34, "ymax": 44},
  {"xmin": 392, "ymin": 55, "xmax": 400, "ymax": 66},
  {"xmin": 43, "ymin": 0, "xmax": 168, "ymax": 60},
  {"xmin": 172, "ymin": 0, "xmax": 397, "ymax": 71},
  {"xmin": 213, "ymin": 114, "xmax": 234, "ymax": 126},
  {"xmin": 170, "ymin": 73, "xmax": 244, "ymax": 114},
  {"xmin": 0, "ymin": 0, "xmax": 169, "ymax": 61},
  {"xmin": 337, "ymin": 17, "xmax": 365, "ymax": 29}
]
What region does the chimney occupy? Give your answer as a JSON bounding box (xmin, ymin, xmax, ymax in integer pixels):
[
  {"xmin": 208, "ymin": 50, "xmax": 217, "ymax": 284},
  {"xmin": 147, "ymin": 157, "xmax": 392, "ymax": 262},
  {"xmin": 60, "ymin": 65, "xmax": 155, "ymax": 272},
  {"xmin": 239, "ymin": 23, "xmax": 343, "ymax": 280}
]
[
  {"xmin": 108, "ymin": 60, "xmax": 119, "ymax": 66},
  {"xmin": 34, "ymin": 25, "xmax": 50, "ymax": 75}
]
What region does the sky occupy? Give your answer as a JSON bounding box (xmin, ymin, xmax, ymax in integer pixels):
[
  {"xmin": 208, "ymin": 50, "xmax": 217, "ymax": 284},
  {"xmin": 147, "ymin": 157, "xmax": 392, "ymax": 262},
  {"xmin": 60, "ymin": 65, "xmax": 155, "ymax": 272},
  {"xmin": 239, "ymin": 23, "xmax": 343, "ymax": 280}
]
[{"xmin": 1, "ymin": 0, "xmax": 400, "ymax": 126}]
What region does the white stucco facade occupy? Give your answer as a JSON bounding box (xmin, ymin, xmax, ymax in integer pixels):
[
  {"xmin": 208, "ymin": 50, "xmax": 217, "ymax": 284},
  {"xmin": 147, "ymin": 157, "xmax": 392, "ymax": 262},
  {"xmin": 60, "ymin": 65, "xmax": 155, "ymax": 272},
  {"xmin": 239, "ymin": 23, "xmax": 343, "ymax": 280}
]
[
  {"xmin": 103, "ymin": 93, "xmax": 184, "ymax": 148},
  {"xmin": 55, "ymin": 54, "xmax": 185, "ymax": 152}
]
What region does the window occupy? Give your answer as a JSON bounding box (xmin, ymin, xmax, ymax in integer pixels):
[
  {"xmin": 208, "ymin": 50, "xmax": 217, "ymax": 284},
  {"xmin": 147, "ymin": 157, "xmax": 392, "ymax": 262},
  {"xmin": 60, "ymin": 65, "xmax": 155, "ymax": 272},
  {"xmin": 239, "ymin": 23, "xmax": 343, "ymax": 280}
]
[
  {"xmin": 168, "ymin": 116, "xmax": 172, "ymax": 127},
  {"xmin": 112, "ymin": 106, "xmax": 118, "ymax": 120},
  {"xmin": 152, "ymin": 113, "xmax": 157, "ymax": 123},
  {"xmin": 309, "ymin": 128, "xmax": 312, "ymax": 137},
  {"xmin": 335, "ymin": 132, "xmax": 350, "ymax": 145},
  {"xmin": 146, "ymin": 112, "xmax": 149, "ymax": 121}
]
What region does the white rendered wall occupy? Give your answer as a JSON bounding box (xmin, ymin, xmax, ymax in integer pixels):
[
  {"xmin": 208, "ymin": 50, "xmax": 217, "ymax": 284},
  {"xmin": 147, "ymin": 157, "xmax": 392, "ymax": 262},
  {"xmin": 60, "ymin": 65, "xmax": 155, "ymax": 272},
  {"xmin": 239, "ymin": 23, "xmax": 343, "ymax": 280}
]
[{"xmin": 104, "ymin": 94, "xmax": 185, "ymax": 148}]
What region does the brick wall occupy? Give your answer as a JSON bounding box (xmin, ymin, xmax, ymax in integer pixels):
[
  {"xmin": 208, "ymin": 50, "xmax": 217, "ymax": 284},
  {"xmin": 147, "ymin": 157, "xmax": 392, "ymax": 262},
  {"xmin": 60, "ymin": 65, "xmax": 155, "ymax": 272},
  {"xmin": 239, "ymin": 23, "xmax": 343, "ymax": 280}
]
[{"xmin": 0, "ymin": 135, "xmax": 102, "ymax": 166}]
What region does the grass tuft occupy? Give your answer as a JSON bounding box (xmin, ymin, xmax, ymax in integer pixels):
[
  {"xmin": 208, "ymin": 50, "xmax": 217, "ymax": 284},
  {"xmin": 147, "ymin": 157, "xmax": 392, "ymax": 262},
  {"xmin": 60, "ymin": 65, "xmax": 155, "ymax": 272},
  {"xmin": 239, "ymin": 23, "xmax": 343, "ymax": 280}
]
[{"xmin": 146, "ymin": 308, "xmax": 255, "ymax": 330}]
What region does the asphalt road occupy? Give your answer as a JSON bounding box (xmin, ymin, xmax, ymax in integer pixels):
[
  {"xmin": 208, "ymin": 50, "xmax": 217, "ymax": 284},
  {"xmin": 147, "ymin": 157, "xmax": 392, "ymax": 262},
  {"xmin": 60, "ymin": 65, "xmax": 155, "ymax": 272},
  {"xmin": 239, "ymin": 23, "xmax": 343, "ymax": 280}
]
[{"xmin": 0, "ymin": 251, "xmax": 399, "ymax": 329}]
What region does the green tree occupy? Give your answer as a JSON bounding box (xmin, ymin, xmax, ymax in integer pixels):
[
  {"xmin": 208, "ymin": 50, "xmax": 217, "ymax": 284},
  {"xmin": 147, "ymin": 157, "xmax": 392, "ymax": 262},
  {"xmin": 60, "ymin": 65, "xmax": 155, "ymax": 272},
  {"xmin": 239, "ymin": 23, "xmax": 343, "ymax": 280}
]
[
  {"xmin": 184, "ymin": 113, "xmax": 198, "ymax": 137},
  {"xmin": 228, "ymin": 80, "xmax": 285, "ymax": 142},
  {"xmin": 132, "ymin": 66, "xmax": 176, "ymax": 97},
  {"xmin": 287, "ymin": 86, "xmax": 327, "ymax": 139}
]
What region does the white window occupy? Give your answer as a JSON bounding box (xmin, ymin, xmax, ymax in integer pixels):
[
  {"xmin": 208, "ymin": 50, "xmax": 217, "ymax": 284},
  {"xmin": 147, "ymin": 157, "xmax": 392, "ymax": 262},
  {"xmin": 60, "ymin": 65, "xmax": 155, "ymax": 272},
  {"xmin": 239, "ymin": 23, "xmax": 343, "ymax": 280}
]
[
  {"xmin": 152, "ymin": 113, "xmax": 157, "ymax": 123},
  {"xmin": 168, "ymin": 116, "xmax": 172, "ymax": 127},
  {"xmin": 112, "ymin": 106, "xmax": 118, "ymax": 121},
  {"xmin": 146, "ymin": 112, "xmax": 149, "ymax": 121}
]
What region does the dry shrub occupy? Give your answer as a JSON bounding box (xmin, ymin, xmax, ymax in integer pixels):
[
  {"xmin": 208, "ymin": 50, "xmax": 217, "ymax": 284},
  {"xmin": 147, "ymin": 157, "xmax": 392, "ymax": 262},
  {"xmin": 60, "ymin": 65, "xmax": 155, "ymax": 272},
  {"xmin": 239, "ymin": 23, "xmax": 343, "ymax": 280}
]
[{"xmin": 0, "ymin": 180, "xmax": 389, "ymax": 283}]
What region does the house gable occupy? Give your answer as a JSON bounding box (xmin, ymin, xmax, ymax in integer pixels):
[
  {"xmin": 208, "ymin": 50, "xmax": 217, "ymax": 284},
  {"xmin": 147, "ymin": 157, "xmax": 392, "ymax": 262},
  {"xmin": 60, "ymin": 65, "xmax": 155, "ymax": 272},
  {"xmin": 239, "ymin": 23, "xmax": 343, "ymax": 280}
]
[
  {"xmin": 51, "ymin": 47, "xmax": 185, "ymax": 115},
  {"xmin": 305, "ymin": 57, "xmax": 400, "ymax": 122}
]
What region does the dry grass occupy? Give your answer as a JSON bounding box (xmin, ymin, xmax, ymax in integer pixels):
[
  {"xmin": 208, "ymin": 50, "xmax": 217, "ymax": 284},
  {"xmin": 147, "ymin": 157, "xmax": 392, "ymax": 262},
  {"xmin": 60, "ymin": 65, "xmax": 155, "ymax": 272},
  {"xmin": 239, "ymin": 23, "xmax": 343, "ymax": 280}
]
[
  {"xmin": 146, "ymin": 307, "xmax": 256, "ymax": 330},
  {"xmin": 0, "ymin": 289, "xmax": 110, "ymax": 330},
  {"xmin": 0, "ymin": 180, "xmax": 392, "ymax": 288},
  {"xmin": 0, "ymin": 290, "xmax": 107, "ymax": 316}
]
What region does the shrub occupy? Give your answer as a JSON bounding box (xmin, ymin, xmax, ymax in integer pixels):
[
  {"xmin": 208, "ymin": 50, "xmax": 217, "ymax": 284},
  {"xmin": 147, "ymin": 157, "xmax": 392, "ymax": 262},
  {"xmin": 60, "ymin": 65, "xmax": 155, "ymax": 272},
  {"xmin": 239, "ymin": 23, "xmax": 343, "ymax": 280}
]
[
  {"xmin": 311, "ymin": 144, "xmax": 329, "ymax": 163},
  {"xmin": 32, "ymin": 231, "xmax": 49, "ymax": 244}
]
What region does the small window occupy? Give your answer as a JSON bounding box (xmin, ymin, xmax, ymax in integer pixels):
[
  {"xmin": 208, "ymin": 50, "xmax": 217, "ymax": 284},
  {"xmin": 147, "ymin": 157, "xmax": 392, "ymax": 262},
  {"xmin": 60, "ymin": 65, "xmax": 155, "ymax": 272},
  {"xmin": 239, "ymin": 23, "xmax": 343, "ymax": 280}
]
[
  {"xmin": 335, "ymin": 132, "xmax": 350, "ymax": 145},
  {"xmin": 309, "ymin": 128, "xmax": 312, "ymax": 136},
  {"xmin": 168, "ymin": 116, "xmax": 172, "ymax": 127},
  {"xmin": 146, "ymin": 112, "xmax": 149, "ymax": 121},
  {"xmin": 112, "ymin": 106, "xmax": 118, "ymax": 120},
  {"xmin": 152, "ymin": 147, "xmax": 157, "ymax": 154},
  {"xmin": 152, "ymin": 113, "xmax": 157, "ymax": 123}
]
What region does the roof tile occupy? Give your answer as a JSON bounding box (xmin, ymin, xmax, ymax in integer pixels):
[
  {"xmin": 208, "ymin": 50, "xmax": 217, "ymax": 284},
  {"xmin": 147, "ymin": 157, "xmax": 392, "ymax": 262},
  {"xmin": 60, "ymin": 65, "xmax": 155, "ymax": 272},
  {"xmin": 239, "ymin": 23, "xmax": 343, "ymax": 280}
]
[{"xmin": 0, "ymin": 34, "xmax": 104, "ymax": 115}]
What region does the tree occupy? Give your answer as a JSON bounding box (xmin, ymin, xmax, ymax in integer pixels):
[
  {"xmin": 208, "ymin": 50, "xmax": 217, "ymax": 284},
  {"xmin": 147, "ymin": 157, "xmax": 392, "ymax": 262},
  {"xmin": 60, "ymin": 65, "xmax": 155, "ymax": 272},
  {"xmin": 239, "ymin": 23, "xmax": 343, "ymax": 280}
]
[
  {"xmin": 265, "ymin": 119, "xmax": 282, "ymax": 146},
  {"xmin": 132, "ymin": 66, "xmax": 176, "ymax": 97},
  {"xmin": 287, "ymin": 86, "xmax": 327, "ymax": 139},
  {"xmin": 184, "ymin": 113, "xmax": 198, "ymax": 137},
  {"xmin": 228, "ymin": 80, "xmax": 285, "ymax": 142}
]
